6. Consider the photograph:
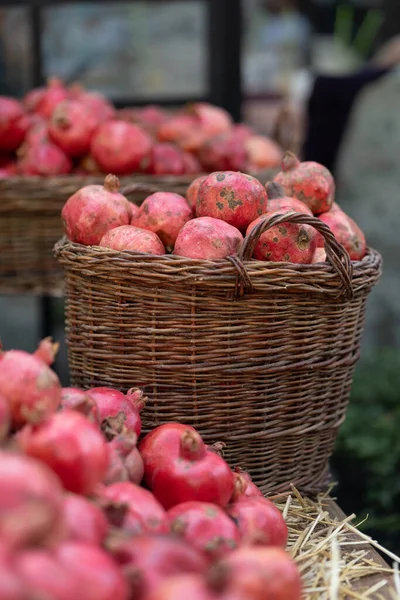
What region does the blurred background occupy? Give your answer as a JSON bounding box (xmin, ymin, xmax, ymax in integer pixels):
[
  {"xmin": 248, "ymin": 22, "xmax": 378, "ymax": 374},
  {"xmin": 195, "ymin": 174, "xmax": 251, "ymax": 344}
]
[{"xmin": 1, "ymin": 0, "xmax": 400, "ymax": 551}]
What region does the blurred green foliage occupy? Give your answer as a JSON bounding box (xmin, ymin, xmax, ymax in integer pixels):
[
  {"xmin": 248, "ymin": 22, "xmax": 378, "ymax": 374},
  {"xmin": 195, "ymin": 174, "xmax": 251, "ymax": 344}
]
[{"xmin": 332, "ymin": 348, "xmax": 400, "ymax": 552}]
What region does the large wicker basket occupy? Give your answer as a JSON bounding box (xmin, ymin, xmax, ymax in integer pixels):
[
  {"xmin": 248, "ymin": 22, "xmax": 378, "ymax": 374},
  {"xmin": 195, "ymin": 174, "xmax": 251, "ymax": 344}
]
[
  {"xmin": 0, "ymin": 174, "xmax": 196, "ymax": 295},
  {"xmin": 55, "ymin": 213, "xmax": 381, "ymax": 494}
]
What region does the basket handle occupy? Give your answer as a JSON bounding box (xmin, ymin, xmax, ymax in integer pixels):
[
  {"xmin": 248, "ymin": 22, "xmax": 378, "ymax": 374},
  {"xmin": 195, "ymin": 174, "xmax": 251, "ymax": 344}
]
[
  {"xmin": 235, "ymin": 211, "xmax": 354, "ymax": 300},
  {"xmin": 121, "ymin": 182, "xmax": 161, "ymax": 198}
]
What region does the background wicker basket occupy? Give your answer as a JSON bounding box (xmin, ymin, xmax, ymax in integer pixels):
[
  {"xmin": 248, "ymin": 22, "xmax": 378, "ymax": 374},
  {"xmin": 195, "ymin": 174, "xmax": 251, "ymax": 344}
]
[
  {"xmin": 55, "ymin": 213, "xmax": 382, "ymax": 494},
  {"xmin": 0, "ymin": 174, "xmax": 195, "ymax": 295}
]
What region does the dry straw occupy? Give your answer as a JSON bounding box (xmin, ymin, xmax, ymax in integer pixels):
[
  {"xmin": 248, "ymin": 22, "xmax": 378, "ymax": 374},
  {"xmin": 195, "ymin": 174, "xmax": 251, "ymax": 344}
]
[
  {"xmin": 55, "ymin": 212, "xmax": 382, "ymax": 494},
  {"xmin": 277, "ymin": 487, "xmax": 400, "ymax": 599}
]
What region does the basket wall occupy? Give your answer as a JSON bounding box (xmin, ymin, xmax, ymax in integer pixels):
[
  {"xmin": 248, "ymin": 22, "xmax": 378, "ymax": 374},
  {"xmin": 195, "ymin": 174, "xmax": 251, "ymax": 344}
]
[{"xmin": 55, "ymin": 221, "xmax": 381, "ymax": 495}]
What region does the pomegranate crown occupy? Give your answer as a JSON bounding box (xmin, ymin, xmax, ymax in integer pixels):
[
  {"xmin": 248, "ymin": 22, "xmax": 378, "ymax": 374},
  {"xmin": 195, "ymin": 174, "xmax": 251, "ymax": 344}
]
[
  {"xmin": 104, "ymin": 174, "xmax": 120, "ymax": 193},
  {"xmin": 281, "ymin": 151, "xmax": 300, "ymax": 172}
]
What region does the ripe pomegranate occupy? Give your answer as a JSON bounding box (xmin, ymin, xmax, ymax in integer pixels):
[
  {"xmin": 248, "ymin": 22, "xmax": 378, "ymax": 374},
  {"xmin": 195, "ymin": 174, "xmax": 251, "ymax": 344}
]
[
  {"xmin": 187, "ymin": 103, "xmax": 232, "ymax": 137},
  {"xmin": 246, "ymin": 182, "xmax": 317, "ymax": 264},
  {"xmin": 230, "ymin": 469, "xmax": 263, "ymax": 502},
  {"xmin": 108, "ymin": 534, "xmax": 209, "ymax": 599},
  {"xmin": 210, "ymin": 546, "xmax": 302, "ymax": 600},
  {"xmin": 139, "ymin": 423, "xmax": 197, "ymax": 488},
  {"xmin": 227, "ymin": 496, "xmax": 288, "ymax": 547},
  {"xmin": 186, "ymin": 175, "xmax": 207, "ymax": 210},
  {"xmin": 101, "ymin": 481, "xmax": 168, "ymax": 535},
  {"xmin": 197, "ymin": 171, "xmax": 268, "ymax": 232},
  {"xmin": 0, "ymin": 544, "xmax": 25, "ymax": 599},
  {"xmin": 91, "ymin": 120, "xmax": 152, "ymax": 175},
  {"xmin": 0, "ymin": 392, "xmax": 10, "ymax": 440},
  {"xmin": 56, "ymin": 542, "xmax": 129, "ymax": 600},
  {"xmin": 157, "ymin": 114, "xmax": 198, "ymax": 144},
  {"xmin": 274, "ymin": 151, "xmax": 334, "ymax": 215},
  {"xmin": 88, "ymin": 387, "xmax": 145, "ymax": 439},
  {"xmin": 231, "ymin": 123, "xmax": 254, "ymax": 141},
  {"xmin": 131, "ymin": 192, "xmax": 193, "ymax": 249},
  {"xmin": 121, "ymin": 105, "xmax": 167, "ymax": 134},
  {"xmin": 61, "ymin": 387, "xmax": 100, "ymax": 425},
  {"xmin": 99, "ymin": 225, "xmax": 166, "ymax": 254},
  {"xmin": 145, "ymin": 143, "xmax": 185, "ymax": 175},
  {"xmin": 17, "ymin": 141, "xmax": 72, "ymax": 176},
  {"xmin": 62, "ymin": 174, "xmax": 132, "ymax": 245},
  {"xmin": 24, "ymin": 86, "xmax": 45, "ymax": 113},
  {"xmin": 174, "ymin": 217, "xmax": 243, "ymax": 260},
  {"xmin": 148, "ymin": 429, "xmax": 234, "ymax": 510},
  {"xmin": 104, "ymin": 432, "xmax": 144, "ymax": 485},
  {"xmin": 34, "ymin": 78, "xmax": 68, "ymax": 119},
  {"xmin": 63, "ymin": 494, "xmax": 108, "ymax": 545},
  {"xmin": 0, "ymin": 345, "xmax": 61, "ymax": 427},
  {"xmin": 33, "ymin": 336, "xmax": 59, "ymax": 365},
  {"xmin": 49, "ymin": 100, "xmax": 101, "ymax": 157},
  {"xmin": 18, "ymin": 409, "xmax": 109, "ymax": 495},
  {"xmin": 14, "ymin": 549, "xmax": 79, "ymax": 600},
  {"xmin": 69, "ymin": 84, "xmax": 115, "ymax": 122},
  {"xmin": 312, "ymin": 247, "xmax": 327, "ymax": 263},
  {"xmin": 0, "ymin": 451, "xmax": 64, "ymax": 549},
  {"xmin": 182, "ymin": 151, "xmax": 202, "ymax": 174},
  {"xmin": 23, "ymin": 118, "xmax": 49, "ymax": 147},
  {"xmin": 317, "ymin": 206, "xmax": 366, "ymax": 260},
  {"xmin": 169, "ymin": 501, "xmax": 240, "ymax": 560},
  {"xmin": 245, "ymin": 135, "xmax": 283, "ymax": 171},
  {"xmin": 0, "ymin": 97, "xmax": 29, "ymax": 152},
  {"xmin": 198, "ymin": 134, "xmax": 247, "ymax": 172}
]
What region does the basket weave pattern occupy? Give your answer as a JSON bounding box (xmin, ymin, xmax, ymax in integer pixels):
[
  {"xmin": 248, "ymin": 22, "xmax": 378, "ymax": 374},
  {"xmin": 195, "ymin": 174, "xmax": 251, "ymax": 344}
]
[{"xmin": 55, "ymin": 213, "xmax": 381, "ymax": 494}]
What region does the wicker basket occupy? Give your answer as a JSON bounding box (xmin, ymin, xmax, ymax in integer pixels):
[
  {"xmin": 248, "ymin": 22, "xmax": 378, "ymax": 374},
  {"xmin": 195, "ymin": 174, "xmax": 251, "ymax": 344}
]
[
  {"xmin": 0, "ymin": 174, "xmax": 197, "ymax": 295},
  {"xmin": 55, "ymin": 212, "xmax": 381, "ymax": 494}
]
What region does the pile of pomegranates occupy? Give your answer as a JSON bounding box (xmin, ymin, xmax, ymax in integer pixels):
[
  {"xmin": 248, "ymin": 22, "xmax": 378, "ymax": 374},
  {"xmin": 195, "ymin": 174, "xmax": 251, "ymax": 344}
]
[
  {"xmin": 0, "ymin": 78, "xmax": 283, "ymax": 178},
  {"xmin": 0, "ymin": 338, "xmax": 302, "ymax": 599},
  {"xmin": 62, "ymin": 150, "xmax": 367, "ymax": 263}
]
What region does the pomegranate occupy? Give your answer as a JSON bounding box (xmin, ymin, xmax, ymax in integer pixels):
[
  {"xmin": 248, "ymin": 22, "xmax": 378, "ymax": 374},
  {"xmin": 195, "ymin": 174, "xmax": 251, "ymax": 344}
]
[
  {"xmin": 245, "ymin": 135, "xmax": 283, "ymax": 171},
  {"xmin": 99, "ymin": 225, "xmax": 166, "ymax": 254},
  {"xmin": 17, "ymin": 141, "xmax": 72, "ymax": 176},
  {"xmin": 104, "ymin": 432, "xmax": 144, "ymax": 485},
  {"xmin": 0, "ymin": 392, "xmax": 10, "ymax": 440},
  {"xmin": 145, "ymin": 143, "xmax": 185, "ymax": 176},
  {"xmin": 63, "ymin": 493, "xmax": 108, "ymax": 545},
  {"xmin": 24, "ymin": 86, "xmax": 45, "ymax": 113},
  {"xmin": 88, "ymin": 387, "xmax": 145, "ymax": 438},
  {"xmin": 139, "ymin": 423, "xmax": 197, "ymax": 488},
  {"xmin": 187, "ymin": 103, "xmax": 232, "ymax": 137},
  {"xmin": 227, "ymin": 496, "xmax": 288, "ymax": 547},
  {"xmin": 169, "ymin": 501, "xmax": 240, "ymax": 560},
  {"xmin": 186, "ymin": 175, "xmax": 207, "ymax": 210},
  {"xmin": 317, "ymin": 206, "xmax": 366, "ymax": 260},
  {"xmin": 157, "ymin": 114, "xmax": 198, "ymax": 144},
  {"xmin": 148, "ymin": 429, "xmax": 234, "ymax": 510},
  {"xmin": 132, "ymin": 574, "xmax": 213, "ymax": 600},
  {"xmin": 0, "ymin": 346, "xmax": 61, "ymax": 427},
  {"xmin": 33, "ymin": 336, "xmax": 59, "ymax": 365},
  {"xmin": 274, "ymin": 151, "xmax": 334, "ymax": 215},
  {"xmin": 56, "ymin": 542, "xmax": 129, "ymax": 600},
  {"xmin": 0, "ymin": 451, "xmax": 64, "ymax": 548},
  {"xmin": 312, "ymin": 247, "xmax": 327, "ymax": 263},
  {"xmin": 61, "ymin": 387, "xmax": 100, "ymax": 425},
  {"xmin": 101, "ymin": 481, "xmax": 168, "ymax": 535},
  {"xmin": 0, "ymin": 544, "xmax": 25, "ymax": 599},
  {"xmin": 131, "ymin": 192, "xmax": 193, "ymax": 249},
  {"xmin": 91, "ymin": 120, "xmax": 152, "ymax": 175},
  {"xmin": 0, "ymin": 97, "xmax": 29, "ymax": 152},
  {"xmin": 108, "ymin": 534, "xmax": 209, "ymax": 599},
  {"xmin": 197, "ymin": 171, "xmax": 268, "ymax": 232},
  {"xmin": 14, "ymin": 549, "xmax": 79, "ymax": 600},
  {"xmin": 62, "ymin": 174, "xmax": 132, "ymax": 246},
  {"xmin": 174, "ymin": 217, "xmax": 243, "ymax": 260},
  {"xmin": 210, "ymin": 546, "xmax": 302, "ymax": 600},
  {"xmin": 182, "ymin": 151, "xmax": 202, "ymax": 174},
  {"xmin": 69, "ymin": 85, "xmax": 115, "ymax": 122},
  {"xmin": 198, "ymin": 134, "xmax": 247, "ymax": 172},
  {"xmin": 230, "ymin": 470, "xmax": 263, "ymax": 502},
  {"xmin": 49, "ymin": 100, "xmax": 101, "ymax": 157},
  {"xmin": 121, "ymin": 105, "xmax": 167, "ymax": 134},
  {"xmin": 231, "ymin": 123, "xmax": 254, "ymax": 141},
  {"xmin": 34, "ymin": 78, "xmax": 68, "ymax": 119},
  {"xmin": 18, "ymin": 409, "xmax": 109, "ymax": 495},
  {"xmin": 23, "ymin": 118, "xmax": 49, "ymax": 147}
]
